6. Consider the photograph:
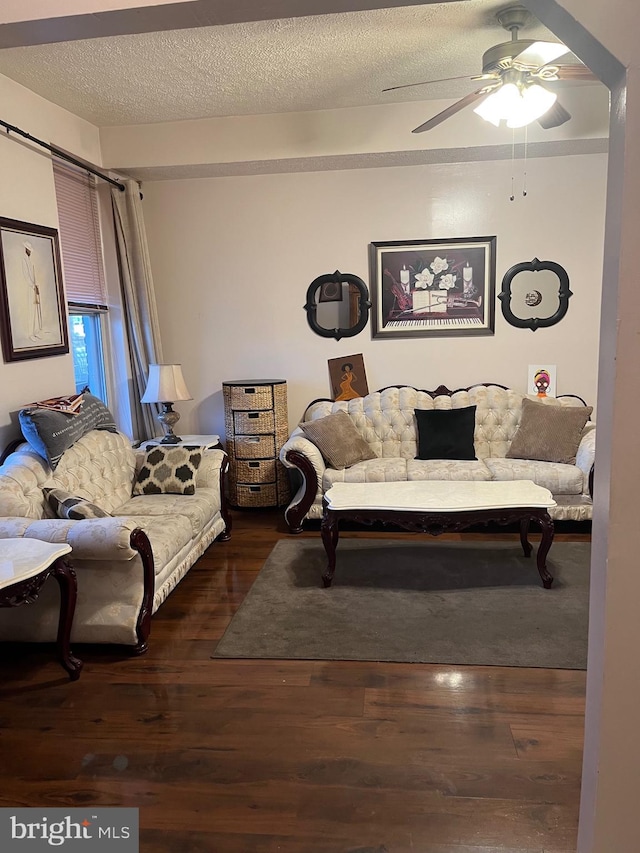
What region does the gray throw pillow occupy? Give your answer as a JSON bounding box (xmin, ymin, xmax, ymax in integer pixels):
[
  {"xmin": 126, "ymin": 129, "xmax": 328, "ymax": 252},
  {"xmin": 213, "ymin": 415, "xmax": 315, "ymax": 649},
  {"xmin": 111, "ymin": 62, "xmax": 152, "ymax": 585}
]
[
  {"xmin": 19, "ymin": 392, "xmax": 118, "ymax": 470},
  {"xmin": 43, "ymin": 488, "xmax": 111, "ymax": 520},
  {"xmin": 133, "ymin": 445, "xmax": 202, "ymax": 496},
  {"xmin": 300, "ymin": 410, "xmax": 376, "ymax": 469},
  {"xmin": 506, "ymin": 398, "xmax": 593, "ymax": 464}
]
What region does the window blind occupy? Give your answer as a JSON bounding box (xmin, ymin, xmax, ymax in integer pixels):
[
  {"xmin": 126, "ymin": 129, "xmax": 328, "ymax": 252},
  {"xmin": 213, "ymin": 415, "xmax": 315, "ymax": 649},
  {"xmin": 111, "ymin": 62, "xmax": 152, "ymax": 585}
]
[{"xmin": 53, "ymin": 160, "xmax": 107, "ymax": 308}]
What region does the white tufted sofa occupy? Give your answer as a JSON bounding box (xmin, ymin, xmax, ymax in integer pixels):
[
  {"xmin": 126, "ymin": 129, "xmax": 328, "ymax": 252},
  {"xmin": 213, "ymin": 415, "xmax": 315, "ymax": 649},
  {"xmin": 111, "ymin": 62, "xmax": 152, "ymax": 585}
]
[
  {"xmin": 280, "ymin": 384, "xmax": 596, "ymax": 533},
  {"xmin": 0, "ymin": 429, "xmax": 231, "ymax": 651}
]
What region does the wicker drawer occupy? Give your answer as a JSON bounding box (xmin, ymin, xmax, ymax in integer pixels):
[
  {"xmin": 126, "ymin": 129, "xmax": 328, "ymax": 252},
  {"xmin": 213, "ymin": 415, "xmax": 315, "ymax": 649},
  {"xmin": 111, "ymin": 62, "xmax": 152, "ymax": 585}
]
[
  {"xmin": 235, "ymin": 482, "xmax": 277, "ymax": 507},
  {"xmin": 233, "ymin": 410, "xmax": 275, "ymax": 434},
  {"xmin": 233, "ymin": 434, "xmax": 276, "ymax": 459},
  {"xmin": 228, "ymin": 384, "xmax": 273, "ymax": 410},
  {"xmin": 234, "ymin": 458, "xmax": 277, "ymax": 484}
]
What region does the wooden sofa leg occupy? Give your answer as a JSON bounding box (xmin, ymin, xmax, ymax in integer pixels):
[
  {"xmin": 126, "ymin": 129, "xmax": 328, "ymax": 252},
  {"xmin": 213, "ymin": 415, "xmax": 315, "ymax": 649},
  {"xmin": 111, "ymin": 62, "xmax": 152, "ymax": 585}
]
[
  {"xmin": 130, "ymin": 528, "xmax": 154, "ymax": 655},
  {"xmin": 219, "ymin": 454, "xmax": 232, "ymax": 541},
  {"xmin": 284, "ymin": 449, "xmax": 320, "ymax": 534}
]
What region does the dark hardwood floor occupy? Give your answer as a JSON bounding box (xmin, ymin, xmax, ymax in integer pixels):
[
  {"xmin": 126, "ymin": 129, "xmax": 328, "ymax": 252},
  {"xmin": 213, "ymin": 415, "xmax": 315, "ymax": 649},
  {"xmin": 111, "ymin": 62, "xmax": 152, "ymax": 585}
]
[{"xmin": 0, "ymin": 510, "xmax": 590, "ymax": 853}]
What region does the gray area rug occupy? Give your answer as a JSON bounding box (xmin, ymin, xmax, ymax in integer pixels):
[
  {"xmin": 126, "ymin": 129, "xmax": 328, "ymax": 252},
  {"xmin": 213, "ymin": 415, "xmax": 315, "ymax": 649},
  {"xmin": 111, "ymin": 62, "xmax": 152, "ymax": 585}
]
[{"xmin": 213, "ymin": 539, "xmax": 590, "ymax": 669}]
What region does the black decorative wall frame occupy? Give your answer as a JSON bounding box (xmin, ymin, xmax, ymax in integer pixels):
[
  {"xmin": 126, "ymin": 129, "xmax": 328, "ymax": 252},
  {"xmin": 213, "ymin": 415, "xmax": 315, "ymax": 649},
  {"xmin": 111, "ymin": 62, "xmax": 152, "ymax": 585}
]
[
  {"xmin": 499, "ymin": 258, "xmax": 572, "ymax": 331},
  {"xmin": 304, "ymin": 271, "xmax": 371, "ymax": 341}
]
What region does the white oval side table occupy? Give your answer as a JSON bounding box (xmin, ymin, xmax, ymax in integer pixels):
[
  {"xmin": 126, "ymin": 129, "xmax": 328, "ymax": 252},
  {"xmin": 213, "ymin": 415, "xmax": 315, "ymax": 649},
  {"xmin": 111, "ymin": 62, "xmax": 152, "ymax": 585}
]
[{"xmin": 0, "ymin": 538, "xmax": 83, "ymax": 680}]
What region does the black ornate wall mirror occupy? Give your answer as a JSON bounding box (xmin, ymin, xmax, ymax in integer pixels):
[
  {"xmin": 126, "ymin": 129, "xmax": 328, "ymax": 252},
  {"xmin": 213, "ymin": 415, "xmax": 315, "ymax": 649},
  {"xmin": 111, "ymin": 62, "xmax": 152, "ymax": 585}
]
[
  {"xmin": 304, "ymin": 270, "xmax": 371, "ymax": 340},
  {"xmin": 499, "ymin": 258, "xmax": 572, "ymax": 331}
]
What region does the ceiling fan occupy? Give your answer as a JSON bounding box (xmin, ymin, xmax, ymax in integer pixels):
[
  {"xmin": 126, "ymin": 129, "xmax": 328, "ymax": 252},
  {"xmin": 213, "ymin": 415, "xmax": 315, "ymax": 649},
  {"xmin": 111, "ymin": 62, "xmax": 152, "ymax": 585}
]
[{"xmin": 384, "ymin": 4, "xmax": 598, "ymax": 134}]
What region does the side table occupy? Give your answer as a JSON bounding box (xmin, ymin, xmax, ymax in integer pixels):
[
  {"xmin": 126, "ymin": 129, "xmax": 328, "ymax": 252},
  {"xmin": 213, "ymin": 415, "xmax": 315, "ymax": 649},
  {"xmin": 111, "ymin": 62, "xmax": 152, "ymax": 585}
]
[
  {"xmin": 0, "ymin": 539, "xmax": 83, "ymax": 680},
  {"xmin": 139, "ymin": 434, "xmax": 221, "ymax": 450}
]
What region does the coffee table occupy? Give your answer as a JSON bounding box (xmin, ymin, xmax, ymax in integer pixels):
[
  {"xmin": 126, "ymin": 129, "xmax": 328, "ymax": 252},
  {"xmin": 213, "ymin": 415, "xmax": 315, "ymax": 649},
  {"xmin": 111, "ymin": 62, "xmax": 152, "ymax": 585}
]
[
  {"xmin": 320, "ymin": 480, "xmax": 556, "ymax": 589},
  {"xmin": 0, "ymin": 538, "xmax": 83, "ymax": 680}
]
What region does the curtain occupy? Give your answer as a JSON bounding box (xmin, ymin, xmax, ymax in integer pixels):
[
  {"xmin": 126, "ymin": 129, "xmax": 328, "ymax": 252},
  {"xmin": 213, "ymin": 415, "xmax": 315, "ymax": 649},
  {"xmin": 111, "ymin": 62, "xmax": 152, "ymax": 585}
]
[{"xmin": 111, "ymin": 179, "xmax": 163, "ymax": 441}]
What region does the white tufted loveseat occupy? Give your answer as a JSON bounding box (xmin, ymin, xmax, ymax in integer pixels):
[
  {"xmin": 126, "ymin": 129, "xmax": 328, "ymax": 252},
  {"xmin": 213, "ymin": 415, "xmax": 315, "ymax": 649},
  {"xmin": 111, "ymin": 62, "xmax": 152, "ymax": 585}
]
[
  {"xmin": 280, "ymin": 384, "xmax": 595, "ymax": 533},
  {"xmin": 0, "ymin": 429, "xmax": 230, "ymax": 651}
]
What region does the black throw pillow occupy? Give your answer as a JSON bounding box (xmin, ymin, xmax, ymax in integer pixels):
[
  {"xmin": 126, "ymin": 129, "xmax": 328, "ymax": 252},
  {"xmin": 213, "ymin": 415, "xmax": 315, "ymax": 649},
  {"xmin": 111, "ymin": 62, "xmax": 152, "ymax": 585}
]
[{"xmin": 414, "ymin": 406, "xmax": 477, "ymax": 460}]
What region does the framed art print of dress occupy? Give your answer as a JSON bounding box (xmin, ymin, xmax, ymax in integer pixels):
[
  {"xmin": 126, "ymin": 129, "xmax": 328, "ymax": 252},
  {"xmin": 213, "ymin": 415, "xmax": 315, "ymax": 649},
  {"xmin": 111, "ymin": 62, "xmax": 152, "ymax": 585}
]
[{"xmin": 0, "ymin": 217, "xmax": 69, "ymax": 362}]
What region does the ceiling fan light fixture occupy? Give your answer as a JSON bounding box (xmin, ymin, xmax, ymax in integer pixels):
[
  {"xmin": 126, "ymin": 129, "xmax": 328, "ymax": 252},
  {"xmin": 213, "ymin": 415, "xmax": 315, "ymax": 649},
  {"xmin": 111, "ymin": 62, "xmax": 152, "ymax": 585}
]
[
  {"xmin": 506, "ymin": 83, "xmax": 557, "ymax": 127},
  {"xmin": 474, "ymin": 81, "xmax": 557, "ymax": 129},
  {"xmin": 473, "ymin": 82, "xmax": 521, "ymax": 126}
]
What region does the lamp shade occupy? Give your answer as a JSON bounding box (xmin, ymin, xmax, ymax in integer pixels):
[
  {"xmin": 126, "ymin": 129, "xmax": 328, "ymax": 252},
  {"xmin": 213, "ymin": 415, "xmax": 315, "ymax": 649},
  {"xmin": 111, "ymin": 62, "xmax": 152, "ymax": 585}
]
[
  {"xmin": 473, "ymin": 83, "xmax": 521, "ymax": 127},
  {"xmin": 473, "ymin": 82, "xmax": 557, "ymax": 129},
  {"xmin": 141, "ymin": 364, "xmax": 193, "ymax": 403},
  {"xmin": 506, "ymin": 84, "xmax": 557, "ymax": 128}
]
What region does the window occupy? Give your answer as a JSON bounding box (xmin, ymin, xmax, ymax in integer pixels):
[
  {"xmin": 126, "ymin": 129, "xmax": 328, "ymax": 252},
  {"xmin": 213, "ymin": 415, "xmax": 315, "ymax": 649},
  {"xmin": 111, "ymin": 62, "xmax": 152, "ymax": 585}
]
[
  {"xmin": 68, "ymin": 310, "xmax": 107, "ymax": 398},
  {"xmin": 53, "ymin": 160, "xmax": 109, "ymax": 403}
]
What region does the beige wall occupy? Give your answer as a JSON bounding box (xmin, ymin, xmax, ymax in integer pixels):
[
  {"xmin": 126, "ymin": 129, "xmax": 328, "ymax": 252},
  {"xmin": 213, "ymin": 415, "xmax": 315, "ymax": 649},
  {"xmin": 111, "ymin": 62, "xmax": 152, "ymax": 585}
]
[
  {"xmin": 100, "ymin": 86, "xmax": 609, "ymax": 174},
  {"xmin": 142, "ymin": 152, "xmax": 606, "ymax": 437},
  {"xmin": 0, "ymin": 73, "xmax": 102, "ymax": 450},
  {"xmin": 0, "ymin": 0, "xmax": 189, "ymax": 25},
  {"xmin": 527, "ymin": 2, "xmax": 640, "ymax": 851}
]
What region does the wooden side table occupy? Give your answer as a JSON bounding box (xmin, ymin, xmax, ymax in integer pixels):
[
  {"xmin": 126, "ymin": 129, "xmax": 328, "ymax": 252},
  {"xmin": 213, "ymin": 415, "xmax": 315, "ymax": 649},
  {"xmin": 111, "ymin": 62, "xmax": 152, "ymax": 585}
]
[
  {"xmin": 0, "ymin": 539, "xmax": 83, "ymax": 680},
  {"xmin": 139, "ymin": 434, "xmax": 222, "ymax": 450}
]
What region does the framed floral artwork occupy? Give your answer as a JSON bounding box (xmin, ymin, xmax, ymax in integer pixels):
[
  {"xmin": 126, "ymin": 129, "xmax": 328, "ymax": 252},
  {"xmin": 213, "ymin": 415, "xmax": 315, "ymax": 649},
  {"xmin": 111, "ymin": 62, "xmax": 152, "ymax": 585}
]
[
  {"xmin": 369, "ymin": 236, "xmax": 496, "ymax": 339},
  {"xmin": 0, "ymin": 217, "xmax": 69, "ymax": 362}
]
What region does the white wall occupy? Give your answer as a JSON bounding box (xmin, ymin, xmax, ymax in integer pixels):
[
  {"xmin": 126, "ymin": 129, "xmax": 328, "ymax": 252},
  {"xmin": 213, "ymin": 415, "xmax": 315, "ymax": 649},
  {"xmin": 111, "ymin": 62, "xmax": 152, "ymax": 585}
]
[
  {"xmin": 0, "ymin": 73, "xmax": 102, "ymax": 450},
  {"xmin": 525, "ymin": 2, "xmax": 640, "ymax": 851},
  {"xmin": 100, "ymin": 86, "xmax": 609, "ymax": 173},
  {"xmin": 142, "ymin": 152, "xmax": 606, "ymax": 438}
]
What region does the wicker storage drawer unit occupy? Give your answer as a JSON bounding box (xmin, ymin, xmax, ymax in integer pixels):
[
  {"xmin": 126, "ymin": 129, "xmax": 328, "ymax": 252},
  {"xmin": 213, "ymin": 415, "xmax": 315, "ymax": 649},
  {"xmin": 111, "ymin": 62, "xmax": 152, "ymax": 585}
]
[
  {"xmin": 233, "ymin": 410, "xmax": 275, "ymax": 434},
  {"xmin": 234, "ymin": 435, "xmax": 276, "ymax": 459},
  {"xmin": 223, "ymin": 380, "xmax": 290, "ymax": 508}
]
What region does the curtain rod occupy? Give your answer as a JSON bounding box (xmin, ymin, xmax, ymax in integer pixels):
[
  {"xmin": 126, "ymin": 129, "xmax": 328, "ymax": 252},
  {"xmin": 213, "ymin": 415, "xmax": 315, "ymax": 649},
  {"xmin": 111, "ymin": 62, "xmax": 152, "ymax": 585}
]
[{"xmin": 1, "ymin": 117, "xmax": 126, "ymax": 191}]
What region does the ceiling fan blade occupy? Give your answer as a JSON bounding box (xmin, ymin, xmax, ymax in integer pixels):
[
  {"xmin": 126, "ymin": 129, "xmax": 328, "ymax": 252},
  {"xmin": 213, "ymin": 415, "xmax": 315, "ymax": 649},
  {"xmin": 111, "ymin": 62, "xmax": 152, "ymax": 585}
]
[
  {"xmin": 555, "ymin": 65, "xmax": 599, "ymax": 82},
  {"xmin": 537, "ymin": 99, "xmax": 572, "ymax": 129},
  {"xmin": 382, "ymin": 75, "xmax": 476, "ymax": 93},
  {"xmin": 513, "ymin": 40, "xmax": 570, "ymax": 69},
  {"xmin": 383, "ymin": 72, "xmax": 500, "ymax": 94},
  {"xmin": 412, "ymin": 87, "xmax": 494, "ymax": 134}
]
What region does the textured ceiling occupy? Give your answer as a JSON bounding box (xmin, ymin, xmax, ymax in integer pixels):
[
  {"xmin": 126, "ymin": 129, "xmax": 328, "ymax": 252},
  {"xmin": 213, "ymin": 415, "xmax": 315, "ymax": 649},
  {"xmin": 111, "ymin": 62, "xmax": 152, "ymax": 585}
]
[{"xmin": 0, "ymin": 1, "xmax": 582, "ymax": 127}]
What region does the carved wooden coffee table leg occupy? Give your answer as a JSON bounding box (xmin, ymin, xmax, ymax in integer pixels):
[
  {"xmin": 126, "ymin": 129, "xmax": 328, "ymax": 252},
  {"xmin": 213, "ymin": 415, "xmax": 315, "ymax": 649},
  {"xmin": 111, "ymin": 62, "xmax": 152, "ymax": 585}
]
[
  {"xmin": 536, "ymin": 512, "xmax": 555, "ymax": 589},
  {"xmin": 51, "ymin": 559, "xmax": 83, "ymax": 680},
  {"xmin": 320, "ymin": 508, "xmax": 340, "ymax": 588},
  {"xmin": 519, "ymin": 517, "xmax": 533, "ymax": 558}
]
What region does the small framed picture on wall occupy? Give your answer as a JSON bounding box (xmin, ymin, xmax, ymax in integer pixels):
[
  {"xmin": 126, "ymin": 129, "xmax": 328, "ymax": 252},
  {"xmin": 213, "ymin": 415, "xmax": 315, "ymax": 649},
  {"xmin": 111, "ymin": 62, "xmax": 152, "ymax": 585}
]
[
  {"xmin": 528, "ymin": 364, "xmax": 557, "ymax": 398},
  {"xmin": 328, "ymin": 354, "xmax": 369, "ymax": 401}
]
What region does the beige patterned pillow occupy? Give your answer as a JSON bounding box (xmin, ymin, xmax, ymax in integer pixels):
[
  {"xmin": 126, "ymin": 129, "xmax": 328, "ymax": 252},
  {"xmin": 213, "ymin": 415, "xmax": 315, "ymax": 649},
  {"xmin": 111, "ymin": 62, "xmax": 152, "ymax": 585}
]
[
  {"xmin": 133, "ymin": 446, "xmax": 202, "ymax": 495},
  {"xmin": 300, "ymin": 411, "xmax": 376, "ymax": 469},
  {"xmin": 506, "ymin": 398, "xmax": 593, "ymax": 464}
]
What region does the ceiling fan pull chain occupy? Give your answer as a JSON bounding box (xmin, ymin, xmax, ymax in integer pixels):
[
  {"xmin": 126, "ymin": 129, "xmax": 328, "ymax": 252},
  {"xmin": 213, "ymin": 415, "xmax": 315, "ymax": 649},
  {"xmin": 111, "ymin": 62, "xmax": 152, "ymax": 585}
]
[
  {"xmin": 510, "ymin": 128, "xmax": 516, "ymax": 201},
  {"xmin": 523, "ymin": 124, "xmax": 528, "ymax": 197}
]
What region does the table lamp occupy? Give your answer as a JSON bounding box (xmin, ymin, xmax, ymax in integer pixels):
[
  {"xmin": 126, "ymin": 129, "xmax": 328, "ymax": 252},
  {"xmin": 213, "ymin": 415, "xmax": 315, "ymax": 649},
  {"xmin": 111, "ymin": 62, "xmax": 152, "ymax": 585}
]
[{"xmin": 141, "ymin": 363, "xmax": 193, "ymax": 444}]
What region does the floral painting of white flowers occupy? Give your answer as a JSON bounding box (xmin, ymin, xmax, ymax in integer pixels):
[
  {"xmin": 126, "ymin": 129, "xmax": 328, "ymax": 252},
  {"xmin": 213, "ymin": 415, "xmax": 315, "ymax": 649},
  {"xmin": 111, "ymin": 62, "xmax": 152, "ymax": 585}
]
[{"xmin": 369, "ymin": 236, "xmax": 496, "ymax": 338}]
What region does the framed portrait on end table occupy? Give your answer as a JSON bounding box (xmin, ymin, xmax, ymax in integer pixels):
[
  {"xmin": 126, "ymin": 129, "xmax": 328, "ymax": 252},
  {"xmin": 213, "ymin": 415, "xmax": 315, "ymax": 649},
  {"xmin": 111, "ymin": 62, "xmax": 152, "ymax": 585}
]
[
  {"xmin": 0, "ymin": 217, "xmax": 69, "ymax": 362},
  {"xmin": 370, "ymin": 236, "xmax": 496, "ymax": 339}
]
